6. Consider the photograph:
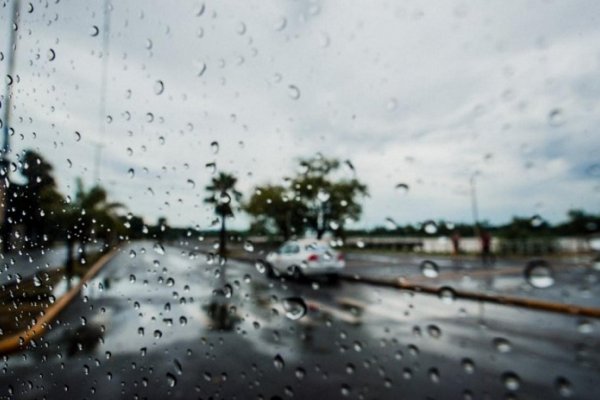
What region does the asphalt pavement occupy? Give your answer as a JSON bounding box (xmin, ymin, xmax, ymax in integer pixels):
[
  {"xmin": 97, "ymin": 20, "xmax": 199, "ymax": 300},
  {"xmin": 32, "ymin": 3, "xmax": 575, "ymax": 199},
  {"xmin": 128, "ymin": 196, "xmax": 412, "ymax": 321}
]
[{"xmin": 0, "ymin": 241, "xmax": 598, "ymax": 399}]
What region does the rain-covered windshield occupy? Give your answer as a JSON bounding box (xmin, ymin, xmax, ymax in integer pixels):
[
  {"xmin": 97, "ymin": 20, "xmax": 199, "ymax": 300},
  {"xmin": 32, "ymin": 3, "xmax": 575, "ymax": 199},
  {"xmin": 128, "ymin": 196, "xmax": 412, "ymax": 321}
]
[{"xmin": 0, "ymin": 1, "xmax": 599, "ymax": 399}]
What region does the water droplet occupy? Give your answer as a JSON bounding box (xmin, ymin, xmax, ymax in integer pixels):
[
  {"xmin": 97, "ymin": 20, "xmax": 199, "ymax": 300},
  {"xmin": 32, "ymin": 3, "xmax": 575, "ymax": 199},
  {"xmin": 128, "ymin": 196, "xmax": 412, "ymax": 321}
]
[
  {"xmin": 282, "ymin": 297, "xmax": 307, "ymax": 320},
  {"xmin": 128, "ymin": 168, "xmax": 135, "ymax": 178},
  {"xmin": 288, "ymin": 85, "xmax": 301, "ymax": 100},
  {"xmin": 154, "ymin": 80, "xmax": 164, "ymax": 95},
  {"xmin": 129, "ymin": 274, "xmax": 136, "ymax": 283},
  {"xmin": 154, "ymin": 330, "xmax": 163, "ymax": 339},
  {"xmin": 493, "ymin": 337, "xmax": 512, "ymax": 353},
  {"xmin": 395, "ymin": 183, "xmax": 409, "ymax": 194},
  {"xmin": 577, "ymin": 319, "xmax": 593, "ymax": 334},
  {"xmin": 273, "ymin": 354, "xmax": 285, "ymax": 370},
  {"xmin": 47, "ymin": 49, "xmax": 56, "ymax": 61},
  {"xmin": 90, "ymin": 25, "xmax": 99, "ymax": 37},
  {"xmin": 166, "ymin": 372, "xmax": 177, "ymax": 387},
  {"xmin": 223, "ymin": 283, "xmax": 233, "ymax": 298},
  {"xmin": 317, "ymin": 189, "xmax": 330, "ymax": 202},
  {"xmin": 154, "ymin": 243, "xmax": 166, "ymax": 255},
  {"xmin": 555, "ymin": 376, "xmax": 573, "ymax": 397},
  {"xmin": 173, "ymin": 359, "xmax": 183, "ymax": 375},
  {"xmin": 524, "ymin": 260, "xmax": 554, "ymax": 288},
  {"xmin": 438, "ymin": 286, "xmax": 456, "ymax": 303},
  {"xmin": 502, "ymin": 371, "xmax": 520, "ymax": 391},
  {"xmin": 179, "ymin": 316, "xmax": 187, "ymax": 326},
  {"xmin": 255, "ymin": 260, "xmax": 267, "ymax": 274},
  {"xmin": 548, "ymin": 108, "xmax": 565, "ymax": 127},
  {"xmin": 243, "ymin": 240, "xmax": 254, "ymax": 252},
  {"xmin": 462, "ymin": 358, "xmax": 475, "ymax": 374},
  {"xmin": 205, "ymin": 162, "xmax": 216, "ymax": 174},
  {"xmin": 32, "ymin": 274, "xmax": 42, "ymax": 287},
  {"xmin": 420, "ymin": 260, "xmax": 439, "ymax": 278},
  {"xmin": 274, "ymin": 17, "xmax": 287, "ymax": 31},
  {"xmin": 166, "ymin": 277, "xmax": 175, "ymax": 287},
  {"xmin": 423, "ymin": 221, "xmax": 438, "ymax": 234},
  {"xmin": 129, "ymin": 249, "xmax": 136, "ymax": 258},
  {"xmin": 197, "ymin": 60, "xmax": 207, "ymax": 76},
  {"xmin": 429, "ymin": 368, "xmax": 440, "ymax": 383},
  {"xmin": 427, "ymin": 324, "xmax": 441, "ymax": 338},
  {"xmin": 218, "ymin": 192, "xmax": 231, "ymax": 205},
  {"xmin": 210, "ymin": 141, "xmax": 219, "ymax": 154},
  {"xmin": 385, "ymin": 217, "xmax": 398, "ymax": 230},
  {"xmin": 340, "ymin": 384, "xmax": 351, "ymax": 396},
  {"xmin": 74, "ymin": 131, "xmax": 81, "ymax": 141}
]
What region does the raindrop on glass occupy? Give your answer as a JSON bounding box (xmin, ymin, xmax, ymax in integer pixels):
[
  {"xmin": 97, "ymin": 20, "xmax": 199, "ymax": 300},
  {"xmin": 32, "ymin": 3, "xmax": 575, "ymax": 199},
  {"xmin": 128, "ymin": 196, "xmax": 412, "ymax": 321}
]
[
  {"xmin": 154, "ymin": 80, "xmax": 165, "ymax": 95},
  {"xmin": 154, "ymin": 243, "xmax": 166, "ymax": 255},
  {"xmin": 395, "ymin": 183, "xmax": 409, "ymax": 194},
  {"xmin": 420, "ymin": 260, "xmax": 439, "ymax": 278},
  {"xmin": 502, "ymin": 372, "xmax": 521, "ymax": 391},
  {"xmin": 524, "ymin": 260, "xmax": 554, "ymax": 288},
  {"xmin": 548, "ymin": 108, "xmax": 565, "ymax": 127},
  {"xmin": 273, "ymin": 354, "xmax": 285, "ymax": 370},
  {"xmin": 243, "ymin": 240, "xmax": 254, "ymax": 253},
  {"xmin": 166, "ymin": 373, "xmax": 177, "ymax": 387},
  {"xmin": 282, "ymin": 297, "xmax": 308, "ymax": 320},
  {"xmin": 288, "ymin": 85, "xmax": 301, "ymax": 100},
  {"xmin": 493, "ymin": 337, "xmax": 512, "ymax": 353}
]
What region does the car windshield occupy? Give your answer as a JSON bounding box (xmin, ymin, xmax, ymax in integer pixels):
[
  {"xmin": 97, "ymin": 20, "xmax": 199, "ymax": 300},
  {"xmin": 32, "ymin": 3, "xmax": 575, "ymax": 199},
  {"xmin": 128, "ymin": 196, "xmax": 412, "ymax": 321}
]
[{"xmin": 0, "ymin": 1, "xmax": 599, "ymax": 399}]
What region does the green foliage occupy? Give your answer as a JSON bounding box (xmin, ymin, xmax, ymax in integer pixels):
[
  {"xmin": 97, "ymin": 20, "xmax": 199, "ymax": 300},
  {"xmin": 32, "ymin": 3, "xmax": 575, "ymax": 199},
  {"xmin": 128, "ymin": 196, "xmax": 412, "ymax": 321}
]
[
  {"xmin": 204, "ymin": 172, "xmax": 242, "ymax": 219},
  {"xmin": 244, "ymin": 185, "xmax": 308, "ymax": 239},
  {"xmin": 204, "ymin": 172, "xmax": 242, "ymax": 254},
  {"xmin": 245, "ymin": 156, "xmax": 368, "ymax": 239}
]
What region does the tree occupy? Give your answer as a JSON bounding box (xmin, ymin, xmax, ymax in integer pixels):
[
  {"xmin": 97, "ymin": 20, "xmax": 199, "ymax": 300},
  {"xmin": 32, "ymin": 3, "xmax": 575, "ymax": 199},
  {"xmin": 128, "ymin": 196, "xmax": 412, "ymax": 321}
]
[
  {"xmin": 204, "ymin": 172, "xmax": 242, "ymax": 256},
  {"xmin": 245, "ymin": 156, "xmax": 368, "ymax": 239},
  {"xmin": 1, "ymin": 150, "xmax": 64, "ymax": 251},
  {"xmin": 291, "ymin": 156, "xmax": 368, "ymax": 239},
  {"xmin": 63, "ymin": 179, "xmax": 124, "ymax": 267},
  {"xmin": 244, "ymin": 184, "xmax": 308, "ymax": 239}
]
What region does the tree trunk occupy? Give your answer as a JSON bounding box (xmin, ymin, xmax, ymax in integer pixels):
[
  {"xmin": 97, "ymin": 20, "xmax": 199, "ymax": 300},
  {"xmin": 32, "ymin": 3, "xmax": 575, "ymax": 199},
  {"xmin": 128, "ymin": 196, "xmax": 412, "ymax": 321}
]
[{"xmin": 219, "ymin": 215, "xmax": 227, "ymax": 257}]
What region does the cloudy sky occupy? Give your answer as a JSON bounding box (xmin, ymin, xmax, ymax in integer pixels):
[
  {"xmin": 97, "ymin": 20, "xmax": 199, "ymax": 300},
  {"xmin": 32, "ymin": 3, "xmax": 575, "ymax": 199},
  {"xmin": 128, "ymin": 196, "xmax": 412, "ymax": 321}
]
[{"xmin": 1, "ymin": 0, "xmax": 600, "ymax": 230}]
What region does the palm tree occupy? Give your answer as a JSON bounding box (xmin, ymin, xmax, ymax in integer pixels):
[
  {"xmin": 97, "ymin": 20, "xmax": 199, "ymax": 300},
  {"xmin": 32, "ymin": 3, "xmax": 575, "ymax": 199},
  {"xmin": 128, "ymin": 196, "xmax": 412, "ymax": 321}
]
[
  {"xmin": 204, "ymin": 172, "xmax": 241, "ymax": 257},
  {"xmin": 63, "ymin": 178, "xmax": 124, "ymax": 277}
]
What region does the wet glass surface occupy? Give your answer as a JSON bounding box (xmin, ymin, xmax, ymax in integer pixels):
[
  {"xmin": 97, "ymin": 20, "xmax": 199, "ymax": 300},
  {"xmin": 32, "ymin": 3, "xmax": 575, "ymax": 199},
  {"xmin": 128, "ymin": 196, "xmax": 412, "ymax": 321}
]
[{"xmin": 0, "ymin": 1, "xmax": 599, "ymax": 399}]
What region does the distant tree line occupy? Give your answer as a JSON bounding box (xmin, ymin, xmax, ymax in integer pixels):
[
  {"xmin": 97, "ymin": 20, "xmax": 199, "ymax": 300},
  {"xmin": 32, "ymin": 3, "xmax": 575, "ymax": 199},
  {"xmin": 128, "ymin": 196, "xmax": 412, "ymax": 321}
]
[{"xmin": 1, "ymin": 150, "xmax": 596, "ymax": 263}]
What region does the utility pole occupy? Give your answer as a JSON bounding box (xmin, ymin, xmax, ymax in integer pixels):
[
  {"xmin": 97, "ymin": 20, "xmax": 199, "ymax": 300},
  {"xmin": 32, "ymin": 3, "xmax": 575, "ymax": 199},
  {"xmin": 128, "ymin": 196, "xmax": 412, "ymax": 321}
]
[
  {"xmin": 93, "ymin": 142, "xmax": 104, "ymax": 183},
  {"xmin": 93, "ymin": 0, "xmax": 111, "ymax": 186},
  {"xmin": 0, "ymin": 0, "xmax": 20, "ymax": 253},
  {"xmin": 470, "ymin": 172, "xmax": 480, "ymax": 236}
]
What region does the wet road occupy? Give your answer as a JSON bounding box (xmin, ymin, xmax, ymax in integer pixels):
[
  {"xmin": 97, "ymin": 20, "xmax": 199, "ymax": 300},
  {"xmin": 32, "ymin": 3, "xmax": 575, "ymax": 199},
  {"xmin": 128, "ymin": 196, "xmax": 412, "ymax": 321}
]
[{"xmin": 0, "ymin": 241, "xmax": 599, "ymax": 399}]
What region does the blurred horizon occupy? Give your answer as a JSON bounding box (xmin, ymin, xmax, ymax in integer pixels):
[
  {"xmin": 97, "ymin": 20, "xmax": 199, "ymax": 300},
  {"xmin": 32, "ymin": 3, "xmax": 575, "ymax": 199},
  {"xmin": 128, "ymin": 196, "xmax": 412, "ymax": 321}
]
[{"xmin": 1, "ymin": 0, "xmax": 599, "ymax": 231}]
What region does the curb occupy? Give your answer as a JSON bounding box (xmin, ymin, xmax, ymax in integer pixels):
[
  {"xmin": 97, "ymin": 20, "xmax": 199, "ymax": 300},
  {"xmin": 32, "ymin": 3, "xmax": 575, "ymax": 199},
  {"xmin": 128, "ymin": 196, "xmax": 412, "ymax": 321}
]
[
  {"xmin": 0, "ymin": 248, "xmax": 119, "ymax": 355},
  {"xmin": 340, "ymin": 275, "xmax": 600, "ymax": 319}
]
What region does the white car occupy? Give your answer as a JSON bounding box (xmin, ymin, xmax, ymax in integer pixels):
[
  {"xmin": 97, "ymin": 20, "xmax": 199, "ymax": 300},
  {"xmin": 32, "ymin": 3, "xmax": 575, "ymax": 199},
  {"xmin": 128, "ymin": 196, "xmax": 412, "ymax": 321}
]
[{"xmin": 265, "ymin": 239, "xmax": 345, "ymax": 279}]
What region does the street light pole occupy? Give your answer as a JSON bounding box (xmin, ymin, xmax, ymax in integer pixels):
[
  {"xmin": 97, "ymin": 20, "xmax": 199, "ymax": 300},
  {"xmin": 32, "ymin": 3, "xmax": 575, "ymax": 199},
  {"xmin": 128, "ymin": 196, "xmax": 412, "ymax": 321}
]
[
  {"xmin": 0, "ymin": 0, "xmax": 21, "ymax": 253},
  {"xmin": 470, "ymin": 173, "xmax": 480, "ymax": 236}
]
